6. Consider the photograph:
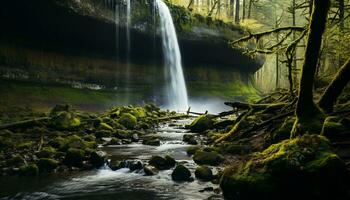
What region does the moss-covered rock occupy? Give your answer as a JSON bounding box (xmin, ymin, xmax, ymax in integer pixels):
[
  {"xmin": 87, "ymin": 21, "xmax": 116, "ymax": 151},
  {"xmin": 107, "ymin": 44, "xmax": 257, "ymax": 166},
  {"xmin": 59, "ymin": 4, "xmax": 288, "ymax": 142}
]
[
  {"xmin": 6, "ymin": 155, "xmax": 26, "ymax": 167},
  {"xmin": 99, "ymin": 122, "xmax": 114, "ymax": 131},
  {"xmin": 48, "ymin": 136, "xmax": 66, "ymax": 149},
  {"xmin": 64, "ymin": 148, "xmax": 85, "ymax": 167},
  {"xmin": 149, "ymin": 155, "xmax": 174, "ymax": 170},
  {"xmin": 186, "ymin": 145, "xmax": 201, "ymax": 155},
  {"xmin": 50, "ymin": 111, "xmax": 81, "ymax": 130},
  {"xmin": 36, "ymin": 146, "xmax": 57, "ymax": 158},
  {"xmin": 118, "ymin": 113, "xmax": 137, "ymax": 129},
  {"xmin": 171, "ymin": 165, "xmax": 191, "ymax": 181},
  {"xmin": 193, "ymin": 150, "xmax": 224, "ymax": 166},
  {"xmin": 37, "ymin": 158, "xmax": 59, "ymax": 172},
  {"xmin": 90, "ymin": 150, "xmax": 107, "ymax": 168},
  {"xmin": 195, "ymin": 166, "xmax": 213, "ymax": 181},
  {"xmin": 189, "ymin": 114, "xmax": 216, "ymax": 133},
  {"xmin": 217, "ymin": 143, "xmax": 251, "ymax": 155},
  {"xmin": 183, "ymin": 134, "xmax": 198, "ymax": 145},
  {"xmin": 142, "ymin": 136, "xmax": 161, "ymax": 146},
  {"xmin": 321, "ymin": 116, "xmax": 348, "ymax": 140},
  {"xmin": 19, "ymin": 164, "xmax": 39, "ymax": 176},
  {"xmin": 220, "ymin": 135, "xmax": 349, "ymax": 200}
]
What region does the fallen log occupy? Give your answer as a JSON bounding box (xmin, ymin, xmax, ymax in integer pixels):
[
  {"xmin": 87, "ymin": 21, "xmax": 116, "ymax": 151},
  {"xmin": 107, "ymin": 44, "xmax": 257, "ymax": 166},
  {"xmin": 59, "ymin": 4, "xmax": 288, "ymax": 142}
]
[
  {"xmin": 224, "ymin": 102, "xmax": 287, "ymax": 112},
  {"xmin": 0, "ymin": 117, "xmax": 50, "ymax": 130}
]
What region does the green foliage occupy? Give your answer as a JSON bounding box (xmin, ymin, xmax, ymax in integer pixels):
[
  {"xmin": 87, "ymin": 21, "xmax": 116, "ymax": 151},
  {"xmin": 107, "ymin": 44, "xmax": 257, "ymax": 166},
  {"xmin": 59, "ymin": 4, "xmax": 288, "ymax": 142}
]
[
  {"xmin": 220, "ymin": 135, "xmax": 349, "ymax": 199},
  {"xmin": 118, "ymin": 113, "xmax": 137, "ymax": 130}
]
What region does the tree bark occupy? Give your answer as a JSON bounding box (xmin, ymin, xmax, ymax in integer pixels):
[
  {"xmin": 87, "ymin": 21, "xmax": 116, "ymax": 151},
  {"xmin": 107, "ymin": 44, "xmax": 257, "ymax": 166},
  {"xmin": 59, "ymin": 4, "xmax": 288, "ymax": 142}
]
[
  {"xmin": 235, "ymin": 0, "xmax": 240, "ymax": 23},
  {"xmin": 318, "ymin": 57, "xmax": 350, "ymax": 113},
  {"xmin": 295, "ymin": 0, "xmax": 330, "ymax": 118}
]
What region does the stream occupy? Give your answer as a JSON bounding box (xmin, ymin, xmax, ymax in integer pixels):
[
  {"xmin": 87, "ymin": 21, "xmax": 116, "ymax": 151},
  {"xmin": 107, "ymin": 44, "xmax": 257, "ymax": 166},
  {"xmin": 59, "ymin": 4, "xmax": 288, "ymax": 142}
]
[{"xmin": 0, "ymin": 119, "xmax": 223, "ymax": 200}]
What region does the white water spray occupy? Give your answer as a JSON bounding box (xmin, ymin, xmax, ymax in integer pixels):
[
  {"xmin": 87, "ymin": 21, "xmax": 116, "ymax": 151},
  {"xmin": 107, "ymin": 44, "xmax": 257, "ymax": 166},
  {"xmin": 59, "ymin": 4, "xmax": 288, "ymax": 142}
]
[{"xmin": 155, "ymin": 0, "xmax": 189, "ymax": 111}]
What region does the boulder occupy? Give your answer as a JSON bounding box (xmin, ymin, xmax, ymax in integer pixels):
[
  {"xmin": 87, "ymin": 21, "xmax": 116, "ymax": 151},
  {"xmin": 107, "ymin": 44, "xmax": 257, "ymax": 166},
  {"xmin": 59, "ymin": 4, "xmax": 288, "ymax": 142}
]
[
  {"xmin": 171, "ymin": 165, "xmax": 191, "ymax": 181},
  {"xmin": 149, "ymin": 155, "xmax": 174, "ymax": 170},
  {"xmin": 37, "ymin": 158, "xmax": 59, "ymax": 172},
  {"xmin": 50, "ymin": 111, "xmax": 81, "ymax": 130},
  {"xmin": 220, "ymin": 135, "xmax": 350, "ymax": 200},
  {"xmin": 195, "ymin": 166, "xmax": 213, "ymax": 181},
  {"xmin": 19, "ymin": 164, "xmax": 39, "ymax": 176},
  {"xmin": 118, "ymin": 113, "xmax": 137, "ymax": 129},
  {"xmin": 189, "ymin": 114, "xmax": 216, "ymax": 133},
  {"xmin": 186, "ymin": 146, "xmax": 201, "ymax": 155},
  {"xmin": 142, "ymin": 136, "xmax": 161, "ymax": 146},
  {"xmin": 321, "ymin": 116, "xmax": 348, "ymax": 141},
  {"xmin": 183, "ymin": 134, "xmax": 198, "ymax": 145},
  {"xmin": 90, "ymin": 151, "xmax": 107, "ymax": 168},
  {"xmin": 193, "ymin": 150, "xmax": 224, "ymax": 166},
  {"xmin": 143, "ymin": 166, "xmax": 156, "ymax": 176},
  {"xmin": 36, "ymin": 147, "xmax": 57, "ymax": 158},
  {"xmin": 64, "ymin": 148, "xmax": 85, "ymax": 167}
]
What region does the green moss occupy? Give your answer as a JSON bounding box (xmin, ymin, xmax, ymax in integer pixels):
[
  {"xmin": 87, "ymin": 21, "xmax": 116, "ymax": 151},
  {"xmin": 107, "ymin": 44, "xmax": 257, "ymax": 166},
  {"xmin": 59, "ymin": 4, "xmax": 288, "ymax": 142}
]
[
  {"xmin": 37, "ymin": 146, "xmax": 57, "ymax": 158},
  {"xmin": 220, "ymin": 135, "xmax": 349, "ymax": 199},
  {"xmin": 50, "ymin": 111, "xmax": 81, "ymax": 130},
  {"xmin": 64, "ymin": 148, "xmax": 85, "ymax": 167},
  {"xmin": 193, "ymin": 150, "xmax": 224, "ymax": 166},
  {"xmin": 19, "ymin": 164, "xmax": 39, "ymax": 176},
  {"xmin": 321, "ymin": 116, "xmax": 347, "ymax": 140},
  {"xmin": 49, "ymin": 136, "xmax": 66, "ymax": 149},
  {"xmin": 37, "ymin": 158, "xmax": 59, "ymax": 172},
  {"xmin": 186, "ymin": 145, "xmax": 201, "ymax": 155},
  {"xmin": 99, "ymin": 122, "xmax": 114, "ymax": 131},
  {"xmin": 118, "ymin": 113, "xmax": 137, "ymax": 129},
  {"xmin": 195, "ymin": 166, "xmax": 213, "ymax": 181},
  {"xmin": 268, "ymin": 117, "xmax": 295, "ymax": 144},
  {"xmin": 189, "ymin": 114, "xmax": 216, "ymax": 133}
]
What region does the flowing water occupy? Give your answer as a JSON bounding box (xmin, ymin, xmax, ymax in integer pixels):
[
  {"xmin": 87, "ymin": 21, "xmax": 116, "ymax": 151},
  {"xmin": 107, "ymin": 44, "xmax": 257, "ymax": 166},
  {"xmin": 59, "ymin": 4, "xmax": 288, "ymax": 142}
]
[
  {"xmin": 156, "ymin": 0, "xmax": 189, "ymax": 111},
  {"xmin": 0, "ymin": 119, "xmax": 223, "ymax": 200}
]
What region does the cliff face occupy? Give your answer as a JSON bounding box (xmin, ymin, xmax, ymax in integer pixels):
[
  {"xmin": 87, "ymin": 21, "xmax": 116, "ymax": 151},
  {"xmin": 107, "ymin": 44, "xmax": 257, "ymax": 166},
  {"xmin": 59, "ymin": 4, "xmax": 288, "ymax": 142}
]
[{"xmin": 0, "ymin": 0, "xmax": 262, "ymax": 87}]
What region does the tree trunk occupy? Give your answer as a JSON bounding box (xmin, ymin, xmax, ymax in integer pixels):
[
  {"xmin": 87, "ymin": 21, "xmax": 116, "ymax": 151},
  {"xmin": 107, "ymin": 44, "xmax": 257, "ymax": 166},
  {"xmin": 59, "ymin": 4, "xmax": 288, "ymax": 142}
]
[
  {"xmin": 318, "ymin": 57, "xmax": 350, "ymax": 113},
  {"xmin": 247, "ymin": 0, "xmax": 252, "ymax": 18},
  {"xmin": 292, "ymin": 0, "xmax": 330, "ymax": 136},
  {"xmin": 235, "ymin": 0, "xmax": 240, "ymax": 23},
  {"xmin": 242, "ymin": 0, "xmax": 246, "ymax": 20},
  {"xmin": 339, "ymin": 0, "xmax": 344, "ymax": 30}
]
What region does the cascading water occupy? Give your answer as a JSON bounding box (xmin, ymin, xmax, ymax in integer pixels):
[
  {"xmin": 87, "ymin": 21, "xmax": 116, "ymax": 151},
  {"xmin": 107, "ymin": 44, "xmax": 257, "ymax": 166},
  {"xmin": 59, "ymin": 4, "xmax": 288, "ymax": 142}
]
[{"xmin": 155, "ymin": 0, "xmax": 189, "ymax": 111}]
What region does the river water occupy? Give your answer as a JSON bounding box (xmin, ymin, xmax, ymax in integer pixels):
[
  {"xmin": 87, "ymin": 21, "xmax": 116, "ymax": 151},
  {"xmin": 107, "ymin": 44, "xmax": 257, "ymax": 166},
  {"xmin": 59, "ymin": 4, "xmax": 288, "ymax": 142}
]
[{"xmin": 0, "ymin": 119, "xmax": 223, "ymax": 200}]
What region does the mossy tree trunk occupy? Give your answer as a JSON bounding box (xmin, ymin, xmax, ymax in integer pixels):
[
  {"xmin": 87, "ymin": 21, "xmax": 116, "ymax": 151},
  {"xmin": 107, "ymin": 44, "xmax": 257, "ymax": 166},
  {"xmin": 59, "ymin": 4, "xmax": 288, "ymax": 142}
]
[
  {"xmin": 318, "ymin": 57, "xmax": 350, "ymax": 113},
  {"xmin": 292, "ymin": 0, "xmax": 330, "ymax": 136}
]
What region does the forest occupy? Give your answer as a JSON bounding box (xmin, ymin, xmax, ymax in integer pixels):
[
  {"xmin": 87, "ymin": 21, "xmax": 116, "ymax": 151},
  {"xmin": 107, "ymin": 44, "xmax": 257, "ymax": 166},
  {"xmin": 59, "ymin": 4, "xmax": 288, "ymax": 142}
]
[{"xmin": 0, "ymin": 0, "xmax": 349, "ymax": 199}]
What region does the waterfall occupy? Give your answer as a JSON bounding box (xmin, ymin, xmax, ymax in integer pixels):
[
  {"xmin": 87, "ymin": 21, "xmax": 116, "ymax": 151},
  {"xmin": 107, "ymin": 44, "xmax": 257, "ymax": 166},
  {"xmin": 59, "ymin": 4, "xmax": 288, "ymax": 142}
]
[
  {"xmin": 155, "ymin": 0, "xmax": 189, "ymax": 111},
  {"xmin": 125, "ymin": 0, "xmax": 131, "ymax": 103}
]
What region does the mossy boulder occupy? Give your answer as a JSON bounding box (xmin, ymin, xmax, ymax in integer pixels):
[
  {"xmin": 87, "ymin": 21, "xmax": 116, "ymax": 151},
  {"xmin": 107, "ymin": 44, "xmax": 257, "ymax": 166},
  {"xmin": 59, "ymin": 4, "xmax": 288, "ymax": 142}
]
[
  {"xmin": 217, "ymin": 143, "xmax": 251, "ymax": 155},
  {"xmin": 183, "ymin": 134, "xmax": 198, "ymax": 145},
  {"xmin": 142, "ymin": 136, "xmax": 161, "ymax": 146},
  {"xmin": 189, "ymin": 114, "xmax": 216, "ymax": 133},
  {"xmin": 186, "ymin": 146, "xmax": 201, "ymax": 155},
  {"xmin": 99, "ymin": 122, "xmax": 114, "ymax": 131},
  {"xmin": 48, "ymin": 136, "xmax": 66, "ymax": 149},
  {"xmin": 321, "ymin": 116, "xmax": 348, "ymax": 140},
  {"xmin": 7, "ymin": 155, "xmax": 26, "ymax": 167},
  {"xmin": 149, "ymin": 155, "xmax": 175, "ymax": 170},
  {"xmin": 171, "ymin": 165, "xmax": 191, "ymax": 181},
  {"xmin": 36, "ymin": 146, "xmax": 57, "ymax": 158},
  {"xmin": 19, "ymin": 164, "xmax": 39, "ymax": 176},
  {"xmin": 118, "ymin": 113, "xmax": 137, "ymax": 129},
  {"xmin": 64, "ymin": 148, "xmax": 85, "ymax": 167},
  {"xmin": 220, "ymin": 135, "xmax": 350, "ymax": 200},
  {"xmin": 37, "ymin": 158, "xmax": 59, "ymax": 172},
  {"xmin": 195, "ymin": 166, "xmax": 213, "ymax": 181},
  {"xmin": 193, "ymin": 150, "xmax": 224, "ymax": 166},
  {"xmin": 90, "ymin": 151, "xmax": 107, "ymax": 168},
  {"xmin": 50, "ymin": 111, "xmax": 81, "ymax": 130}
]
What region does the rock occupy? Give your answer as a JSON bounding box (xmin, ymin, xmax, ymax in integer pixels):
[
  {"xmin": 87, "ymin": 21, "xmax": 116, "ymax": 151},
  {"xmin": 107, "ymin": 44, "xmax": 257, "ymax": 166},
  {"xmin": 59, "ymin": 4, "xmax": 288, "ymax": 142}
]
[
  {"xmin": 19, "ymin": 164, "xmax": 39, "ymax": 176},
  {"xmin": 95, "ymin": 130, "xmax": 112, "ymax": 139},
  {"xmin": 220, "ymin": 135, "xmax": 350, "ymax": 200},
  {"xmin": 64, "ymin": 148, "xmax": 85, "ymax": 167},
  {"xmin": 195, "ymin": 166, "xmax": 213, "ymax": 181},
  {"xmin": 142, "ymin": 136, "xmax": 161, "ymax": 146},
  {"xmin": 37, "ymin": 158, "xmax": 59, "ymax": 172},
  {"xmin": 36, "ymin": 147, "xmax": 57, "ymax": 158},
  {"xmin": 6, "ymin": 155, "xmax": 26, "ymax": 167},
  {"xmin": 50, "ymin": 104, "xmax": 71, "ymax": 115},
  {"xmin": 50, "ymin": 111, "xmax": 81, "ymax": 130},
  {"xmin": 118, "ymin": 113, "xmax": 137, "ymax": 129},
  {"xmin": 48, "ymin": 136, "xmax": 66, "ymax": 149},
  {"xmin": 106, "ymin": 138, "xmax": 122, "ymax": 145},
  {"xmin": 128, "ymin": 160, "xmax": 143, "ymax": 171},
  {"xmin": 217, "ymin": 143, "xmax": 251, "ymax": 155},
  {"xmin": 199, "ymin": 187, "xmax": 214, "ymax": 192},
  {"xmin": 143, "ymin": 166, "xmax": 156, "ymax": 176},
  {"xmin": 171, "ymin": 165, "xmax": 191, "ymax": 181},
  {"xmin": 193, "ymin": 150, "xmax": 224, "ymax": 166},
  {"xmin": 321, "ymin": 116, "xmax": 348, "ymax": 141},
  {"xmin": 164, "ymin": 155, "xmax": 176, "ymax": 168},
  {"xmin": 189, "ymin": 114, "xmax": 216, "ymax": 133},
  {"xmin": 149, "ymin": 156, "xmax": 174, "ymax": 170},
  {"xmin": 186, "ymin": 146, "xmax": 201, "ymax": 155},
  {"xmin": 90, "ymin": 151, "xmax": 107, "ymax": 168},
  {"xmin": 183, "ymin": 134, "xmax": 198, "ymax": 145},
  {"xmin": 99, "ymin": 123, "xmax": 114, "ymax": 131},
  {"xmin": 131, "ymin": 134, "xmax": 139, "ymax": 142}
]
